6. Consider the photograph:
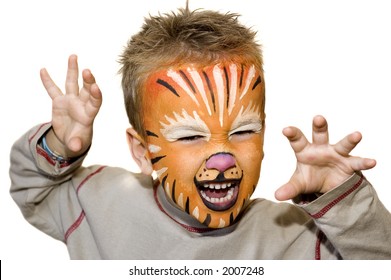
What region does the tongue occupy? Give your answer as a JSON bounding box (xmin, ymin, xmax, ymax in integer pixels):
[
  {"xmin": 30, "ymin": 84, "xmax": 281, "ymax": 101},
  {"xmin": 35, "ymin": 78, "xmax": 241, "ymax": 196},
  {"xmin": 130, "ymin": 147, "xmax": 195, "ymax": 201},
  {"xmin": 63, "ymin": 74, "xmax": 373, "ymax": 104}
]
[{"xmin": 204, "ymin": 188, "xmax": 229, "ymax": 199}]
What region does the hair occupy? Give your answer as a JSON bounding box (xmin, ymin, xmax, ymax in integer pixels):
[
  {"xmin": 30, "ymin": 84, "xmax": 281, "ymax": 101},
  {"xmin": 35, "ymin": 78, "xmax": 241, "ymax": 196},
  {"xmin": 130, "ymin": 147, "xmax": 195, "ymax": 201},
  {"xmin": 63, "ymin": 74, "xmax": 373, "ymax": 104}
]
[{"xmin": 119, "ymin": 5, "xmax": 263, "ymax": 140}]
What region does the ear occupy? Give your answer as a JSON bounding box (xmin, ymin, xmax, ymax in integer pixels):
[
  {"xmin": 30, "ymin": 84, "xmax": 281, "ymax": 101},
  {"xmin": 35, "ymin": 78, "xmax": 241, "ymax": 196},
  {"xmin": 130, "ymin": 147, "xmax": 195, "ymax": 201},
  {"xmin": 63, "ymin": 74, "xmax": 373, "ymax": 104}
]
[{"xmin": 126, "ymin": 128, "xmax": 153, "ymax": 175}]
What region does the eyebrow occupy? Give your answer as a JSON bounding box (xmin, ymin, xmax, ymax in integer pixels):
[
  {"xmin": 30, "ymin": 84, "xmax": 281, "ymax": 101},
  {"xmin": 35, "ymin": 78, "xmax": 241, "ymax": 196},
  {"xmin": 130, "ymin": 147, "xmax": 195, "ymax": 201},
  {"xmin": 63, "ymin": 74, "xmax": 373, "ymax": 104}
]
[
  {"xmin": 230, "ymin": 103, "xmax": 262, "ymax": 133},
  {"xmin": 230, "ymin": 120, "xmax": 263, "ymax": 136},
  {"xmin": 160, "ymin": 109, "xmax": 211, "ymax": 142}
]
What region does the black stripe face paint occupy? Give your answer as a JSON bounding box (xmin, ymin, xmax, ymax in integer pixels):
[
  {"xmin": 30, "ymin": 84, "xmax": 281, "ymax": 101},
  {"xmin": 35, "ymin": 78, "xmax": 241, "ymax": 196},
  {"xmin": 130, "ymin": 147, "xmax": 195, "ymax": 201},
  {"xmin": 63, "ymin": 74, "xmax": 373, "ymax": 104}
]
[
  {"xmin": 143, "ymin": 63, "xmax": 264, "ymax": 229},
  {"xmin": 157, "ymin": 79, "xmax": 180, "ymax": 97}
]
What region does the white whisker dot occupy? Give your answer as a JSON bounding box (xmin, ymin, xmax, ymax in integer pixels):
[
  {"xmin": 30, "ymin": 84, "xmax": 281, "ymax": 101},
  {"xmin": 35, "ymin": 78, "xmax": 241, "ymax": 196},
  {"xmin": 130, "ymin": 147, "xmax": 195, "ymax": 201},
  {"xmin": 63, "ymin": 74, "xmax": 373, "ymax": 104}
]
[
  {"xmin": 156, "ymin": 167, "xmax": 168, "ymax": 178},
  {"xmin": 148, "ymin": 144, "xmax": 161, "ymax": 153},
  {"xmin": 192, "ymin": 206, "xmax": 200, "ymax": 219}
]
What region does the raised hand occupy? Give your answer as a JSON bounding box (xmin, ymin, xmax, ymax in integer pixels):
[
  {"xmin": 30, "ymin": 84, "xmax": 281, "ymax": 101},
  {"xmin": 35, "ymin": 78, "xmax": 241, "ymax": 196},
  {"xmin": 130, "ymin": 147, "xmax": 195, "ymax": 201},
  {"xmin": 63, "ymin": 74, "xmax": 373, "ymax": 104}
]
[
  {"xmin": 275, "ymin": 115, "xmax": 376, "ymax": 201},
  {"xmin": 40, "ymin": 55, "xmax": 102, "ymax": 158}
]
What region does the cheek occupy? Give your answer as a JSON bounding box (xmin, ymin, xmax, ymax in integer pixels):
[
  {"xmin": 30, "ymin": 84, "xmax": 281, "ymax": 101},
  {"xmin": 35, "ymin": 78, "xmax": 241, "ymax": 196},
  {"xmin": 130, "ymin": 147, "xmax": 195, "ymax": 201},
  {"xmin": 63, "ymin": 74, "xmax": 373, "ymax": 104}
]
[
  {"xmin": 233, "ymin": 136, "xmax": 264, "ymax": 178},
  {"xmin": 154, "ymin": 142, "xmax": 206, "ymax": 181}
]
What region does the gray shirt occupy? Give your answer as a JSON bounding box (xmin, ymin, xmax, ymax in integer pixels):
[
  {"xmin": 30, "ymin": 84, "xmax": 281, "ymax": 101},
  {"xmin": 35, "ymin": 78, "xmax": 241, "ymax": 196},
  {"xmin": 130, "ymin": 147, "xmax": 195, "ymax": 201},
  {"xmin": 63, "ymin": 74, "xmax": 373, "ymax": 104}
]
[{"xmin": 9, "ymin": 123, "xmax": 391, "ymax": 259}]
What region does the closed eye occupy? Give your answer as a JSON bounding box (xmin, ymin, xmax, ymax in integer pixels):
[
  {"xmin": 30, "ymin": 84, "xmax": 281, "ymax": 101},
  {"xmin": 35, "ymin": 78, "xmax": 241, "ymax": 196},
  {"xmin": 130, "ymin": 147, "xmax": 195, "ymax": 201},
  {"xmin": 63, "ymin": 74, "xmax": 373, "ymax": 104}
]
[
  {"xmin": 160, "ymin": 110, "xmax": 211, "ymax": 142},
  {"xmin": 231, "ymin": 130, "xmax": 256, "ymax": 136},
  {"xmin": 177, "ymin": 135, "xmax": 205, "ymax": 142},
  {"xmin": 168, "ymin": 128, "xmax": 209, "ymax": 142}
]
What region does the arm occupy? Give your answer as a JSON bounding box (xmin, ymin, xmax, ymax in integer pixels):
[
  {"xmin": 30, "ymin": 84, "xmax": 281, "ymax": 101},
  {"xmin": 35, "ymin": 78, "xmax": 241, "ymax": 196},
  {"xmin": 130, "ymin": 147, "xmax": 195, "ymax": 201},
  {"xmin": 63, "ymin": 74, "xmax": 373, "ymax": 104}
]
[
  {"xmin": 10, "ymin": 55, "xmax": 102, "ymax": 240},
  {"xmin": 299, "ymin": 172, "xmax": 391, "ymax": 259},
  {"xmin": 276, "ymin": 115, "xmax": 391, "ymax": 259}
]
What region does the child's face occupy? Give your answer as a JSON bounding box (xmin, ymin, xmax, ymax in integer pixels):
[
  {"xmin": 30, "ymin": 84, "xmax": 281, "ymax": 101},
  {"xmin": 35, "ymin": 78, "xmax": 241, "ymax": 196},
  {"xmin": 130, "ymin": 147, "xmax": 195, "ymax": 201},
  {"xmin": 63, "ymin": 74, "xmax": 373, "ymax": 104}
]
[{"xmin": 142, "ymin": 62, "xmax": 265, "ymax": 228}]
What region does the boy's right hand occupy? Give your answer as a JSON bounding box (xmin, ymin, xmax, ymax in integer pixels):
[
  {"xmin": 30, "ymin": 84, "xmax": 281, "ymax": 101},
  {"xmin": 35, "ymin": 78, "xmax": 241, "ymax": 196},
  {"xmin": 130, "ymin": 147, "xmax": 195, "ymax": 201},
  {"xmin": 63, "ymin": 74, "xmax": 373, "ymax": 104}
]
[{"xmin": 40, "ymin": 55, "xmax": 102, "ymax": 158}]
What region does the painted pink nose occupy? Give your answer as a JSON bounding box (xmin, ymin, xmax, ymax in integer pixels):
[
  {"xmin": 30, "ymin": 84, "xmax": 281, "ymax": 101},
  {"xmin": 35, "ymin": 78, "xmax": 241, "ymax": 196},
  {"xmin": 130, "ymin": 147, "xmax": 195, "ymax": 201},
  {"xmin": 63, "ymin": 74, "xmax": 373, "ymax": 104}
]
[{"xmin": 205, "ymin": 153, "xmax": 235, "ymax": 172}]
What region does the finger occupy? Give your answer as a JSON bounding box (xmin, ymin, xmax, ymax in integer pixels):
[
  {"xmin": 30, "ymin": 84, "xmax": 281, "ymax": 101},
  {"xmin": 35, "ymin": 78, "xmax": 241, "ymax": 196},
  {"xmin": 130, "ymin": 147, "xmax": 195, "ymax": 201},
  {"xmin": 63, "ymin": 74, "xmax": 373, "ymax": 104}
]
[
  {"xmin": 349, "ymin": 156, "xmax": 377, "ymax": 171},
  {"xmin": 282, "ymin": 126, "xmax": 309, "ymax": 154},
  {"xmin": 65, "ymin": 54, "xmax": 79, "ymax": 95},
  {"xmin": 79, "ymin": 69, "xmax": 96, "ymax": 102},
  {"xmin": 274, "ymin": 182, "xmax": 300, "ymax": 201},
  {"xmin": 334, "ymin": 131, "xmax": 362, "ymax": 156},
  {"xmin": 82, "ymin": 69, "xmax": 96, "ymax": 91},
  {"xmin": 85, "ymin": 84, "xmax": 103, "ymax": 117},
  {"xmin": 90, "ymin": 83, "xmax": 102, "ymax": 105},
  {"xmin": 67, "ymin": 137, "xmax": 83, "ymax": 153},
  {"xmin": 312, "ymin": 115, "xmax": 329, "ymax": 145},
  {"xmin": 40, "ymin": 68, "xmax": 63, "ymax": 99}
]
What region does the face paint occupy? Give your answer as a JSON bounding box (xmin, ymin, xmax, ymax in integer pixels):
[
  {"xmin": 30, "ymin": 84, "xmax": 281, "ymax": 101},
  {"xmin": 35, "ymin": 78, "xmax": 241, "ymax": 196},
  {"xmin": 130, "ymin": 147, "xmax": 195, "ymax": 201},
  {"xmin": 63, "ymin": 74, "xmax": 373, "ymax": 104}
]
[{"xmin": 142, "ymin": 63, "xmax": 265, "ymax": 228}]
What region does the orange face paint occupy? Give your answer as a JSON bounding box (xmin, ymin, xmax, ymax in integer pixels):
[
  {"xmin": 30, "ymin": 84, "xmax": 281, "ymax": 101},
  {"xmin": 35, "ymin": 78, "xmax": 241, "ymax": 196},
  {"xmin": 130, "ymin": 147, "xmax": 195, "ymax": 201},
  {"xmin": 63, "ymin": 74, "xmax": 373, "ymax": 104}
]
[{"xmin": 142, "ymin": 63, "xmax": 265, "ymax": 228}]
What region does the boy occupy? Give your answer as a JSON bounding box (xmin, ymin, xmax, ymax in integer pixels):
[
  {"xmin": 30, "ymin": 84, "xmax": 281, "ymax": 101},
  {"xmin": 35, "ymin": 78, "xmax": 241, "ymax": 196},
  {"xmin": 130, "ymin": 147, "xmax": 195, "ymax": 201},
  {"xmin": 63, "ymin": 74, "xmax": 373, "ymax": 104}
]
[{"xmin": 10, "ymin": 6, "xmax": 391, "ymax": 259}]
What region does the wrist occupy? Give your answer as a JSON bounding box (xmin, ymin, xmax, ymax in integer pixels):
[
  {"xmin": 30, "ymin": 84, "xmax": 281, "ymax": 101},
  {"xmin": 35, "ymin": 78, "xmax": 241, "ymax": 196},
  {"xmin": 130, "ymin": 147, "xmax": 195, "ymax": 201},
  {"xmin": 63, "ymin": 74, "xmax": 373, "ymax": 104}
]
[
  {"xmin": 45, "ymin": 129, "xmax": 69, "ymax": 157},
  {"xmin": 41, "ymin": 135, "xmax": 70, "ymax": 163}
]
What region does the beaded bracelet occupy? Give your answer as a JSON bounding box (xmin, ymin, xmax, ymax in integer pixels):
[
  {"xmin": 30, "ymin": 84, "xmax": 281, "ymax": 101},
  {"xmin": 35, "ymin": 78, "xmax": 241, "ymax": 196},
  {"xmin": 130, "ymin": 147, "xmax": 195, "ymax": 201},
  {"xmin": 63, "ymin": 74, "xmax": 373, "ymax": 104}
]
[{"xmin": 41, "ymin": 135, "xmax": 68, "ymax": 162}]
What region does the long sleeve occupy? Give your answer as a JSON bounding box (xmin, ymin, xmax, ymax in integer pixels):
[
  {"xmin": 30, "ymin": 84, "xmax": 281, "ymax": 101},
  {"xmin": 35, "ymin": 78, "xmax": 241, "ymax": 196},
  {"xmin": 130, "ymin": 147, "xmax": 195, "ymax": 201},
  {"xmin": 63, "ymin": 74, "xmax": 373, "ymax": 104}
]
[
  {"xmin": 9, "ymin": 123, "xmax": 85, "ymax": 242},
  {"xmin": 297, "ymin": 172, "xmax": 391, "ymax": 259}
]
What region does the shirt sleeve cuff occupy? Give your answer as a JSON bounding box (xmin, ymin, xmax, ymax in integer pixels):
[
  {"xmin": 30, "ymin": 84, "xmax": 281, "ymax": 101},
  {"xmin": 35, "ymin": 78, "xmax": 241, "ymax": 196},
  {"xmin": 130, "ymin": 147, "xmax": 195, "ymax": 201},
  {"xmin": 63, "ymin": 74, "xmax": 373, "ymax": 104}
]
[
  {"xmin": 294, "ymin": 172, "xmax": 365, "ymax": 219},
  {"xmin": 30, "ymin": 123, "xmax": 87, "ymax": 176}
]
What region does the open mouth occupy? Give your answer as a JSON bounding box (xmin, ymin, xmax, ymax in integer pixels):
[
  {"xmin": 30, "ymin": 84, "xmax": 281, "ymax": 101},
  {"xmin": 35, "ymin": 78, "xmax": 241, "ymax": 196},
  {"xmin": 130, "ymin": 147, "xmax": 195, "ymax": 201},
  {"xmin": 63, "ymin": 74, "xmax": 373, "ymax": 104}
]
[{"xmin": 194, "ymin": 179, "xmax": 241, "ymax": 211}]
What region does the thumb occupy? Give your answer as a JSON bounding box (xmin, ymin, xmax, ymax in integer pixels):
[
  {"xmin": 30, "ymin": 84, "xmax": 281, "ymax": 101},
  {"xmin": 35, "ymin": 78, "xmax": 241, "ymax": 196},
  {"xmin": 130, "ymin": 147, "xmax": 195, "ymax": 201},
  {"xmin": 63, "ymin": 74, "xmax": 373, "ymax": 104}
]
[
  {"xmin": 67, "ymin": 137, "xmax": 83, "ymax": 154},
  {"xmin": 275, "ymin": 182, "xmax": 300, "ymax": 201}
]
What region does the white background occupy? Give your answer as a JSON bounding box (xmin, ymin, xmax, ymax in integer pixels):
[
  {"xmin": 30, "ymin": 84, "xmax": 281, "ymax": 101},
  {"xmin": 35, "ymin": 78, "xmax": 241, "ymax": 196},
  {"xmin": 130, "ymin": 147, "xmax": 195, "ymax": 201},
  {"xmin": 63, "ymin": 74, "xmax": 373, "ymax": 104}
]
[{"xmin": 1, "ymin": 0, "xmax": 390, "ymax": 272}]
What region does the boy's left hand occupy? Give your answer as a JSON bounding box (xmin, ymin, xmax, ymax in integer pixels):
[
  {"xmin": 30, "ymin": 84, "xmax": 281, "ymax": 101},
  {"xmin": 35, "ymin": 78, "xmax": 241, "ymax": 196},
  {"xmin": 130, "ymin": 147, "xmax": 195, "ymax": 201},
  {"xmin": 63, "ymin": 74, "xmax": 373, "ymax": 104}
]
[{"xmin": 275, "ymin": 115, "xmax": 376, "ymax": 201}]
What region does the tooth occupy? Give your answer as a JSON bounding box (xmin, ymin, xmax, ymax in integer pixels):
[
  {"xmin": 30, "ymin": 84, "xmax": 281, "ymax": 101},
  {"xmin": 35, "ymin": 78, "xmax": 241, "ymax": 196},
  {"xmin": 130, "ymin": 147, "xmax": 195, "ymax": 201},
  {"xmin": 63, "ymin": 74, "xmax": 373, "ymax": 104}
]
[
  {"xmin": 227, "ymin": 183, "xmax": 231, "ymax": 188},
  {"xmin": 215, "ymin": 184, "xmax": 221, "ymax": 190},
  {"xmin": 201, "ymin": 190, "xmax": 209, "ymax": 201},
  {"xmin": 222, "ymin": 183, "xmax": 227, "ymax": 189},
  {"xmin": 209, "ymin": 184, "xmax": 214, "ymax": 189},
  {"xmin": 201, "ymin": 191, "xmax": 211, "ymax": 202}
]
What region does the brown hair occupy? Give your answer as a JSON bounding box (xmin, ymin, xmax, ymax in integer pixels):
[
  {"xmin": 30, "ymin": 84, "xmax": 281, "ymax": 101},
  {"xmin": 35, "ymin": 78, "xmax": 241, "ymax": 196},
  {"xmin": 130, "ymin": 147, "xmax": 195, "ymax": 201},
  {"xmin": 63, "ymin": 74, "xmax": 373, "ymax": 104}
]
[{"xmin": 119, "ymin": 6, "xmax": 263, "ymax": 140}]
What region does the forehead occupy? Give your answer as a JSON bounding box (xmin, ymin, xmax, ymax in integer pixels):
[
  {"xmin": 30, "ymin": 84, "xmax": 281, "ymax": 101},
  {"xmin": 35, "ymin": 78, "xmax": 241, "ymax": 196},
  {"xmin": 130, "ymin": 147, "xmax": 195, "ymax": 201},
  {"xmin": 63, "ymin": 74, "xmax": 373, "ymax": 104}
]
[{"xmin": 142, "ymin": 63, "xmax": 264, "ymax": 123}]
